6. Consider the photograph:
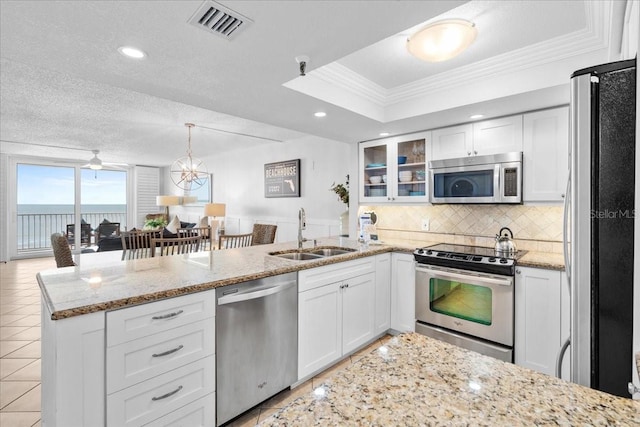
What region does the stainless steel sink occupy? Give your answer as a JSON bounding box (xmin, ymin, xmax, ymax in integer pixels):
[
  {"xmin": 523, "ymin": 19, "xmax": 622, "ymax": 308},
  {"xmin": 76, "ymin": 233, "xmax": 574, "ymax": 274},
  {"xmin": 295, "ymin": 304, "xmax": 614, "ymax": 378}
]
[
  {"xmin": 309, "ymin": 247, "xmax": 356, "ymax": 257},
  {"xmin": 272, "ymin": 252, "xmax": 324, "ymax": 261},
  {"xmin": 269, "ymin": 246, "xmax": 356, "ymax": 261}
]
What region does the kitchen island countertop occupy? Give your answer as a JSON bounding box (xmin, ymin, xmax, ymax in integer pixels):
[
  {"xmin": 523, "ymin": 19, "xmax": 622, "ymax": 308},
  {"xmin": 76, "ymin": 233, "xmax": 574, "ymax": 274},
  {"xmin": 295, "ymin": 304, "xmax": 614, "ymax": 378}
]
[
  {"xmin": 37, "ymin": 237, "xmax": 565, "ymax": 320},
  {"xmin": 37, "ymin": 237, "xmax": 394, "ymax": 320},
  {"xmin": 259, "ymin": 333, "xmax": 639, "ymax": 426}
]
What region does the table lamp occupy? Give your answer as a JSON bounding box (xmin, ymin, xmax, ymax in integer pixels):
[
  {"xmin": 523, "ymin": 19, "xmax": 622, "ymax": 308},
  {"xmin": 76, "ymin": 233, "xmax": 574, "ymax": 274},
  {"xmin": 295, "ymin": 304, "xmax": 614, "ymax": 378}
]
[
  {"xmin": 156, "ymin": 195, "xmax": 181, "ymax": 220},
  {"xmin": 204, "ymin": 203, "xmax": 226, "ymax": 237}
]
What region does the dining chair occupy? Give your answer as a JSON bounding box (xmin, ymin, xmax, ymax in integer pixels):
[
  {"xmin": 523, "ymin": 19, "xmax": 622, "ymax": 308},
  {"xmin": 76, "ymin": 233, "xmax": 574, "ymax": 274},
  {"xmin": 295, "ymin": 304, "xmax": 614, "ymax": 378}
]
[
  {"xmin": 120, "ymin": 229, "xmax": 157, "ymax": 260},
  {"xmin": 251, "ymin": 224, "xmax": 277, "ymax": 245},
  {"xmin": 218, "ymin": 233, "xmax": 253, "ymax": 249},
  {"xmin": 152, "ymin": 235, "xmax": 203, "ymax": 257},
  {"xmin": 95, "ymin": 221, "xmax": 121, "ymax": 240},
  {"xmin": 178, "ymin": 226, "xmax": 212, "ymax": 250},
  {"xmin": 51, "ymin": 233, "xmax": 75, "ymax": 267},
  {"xmin": 66, "ymin": 223, "xmax": 92, "ymax": 247}
]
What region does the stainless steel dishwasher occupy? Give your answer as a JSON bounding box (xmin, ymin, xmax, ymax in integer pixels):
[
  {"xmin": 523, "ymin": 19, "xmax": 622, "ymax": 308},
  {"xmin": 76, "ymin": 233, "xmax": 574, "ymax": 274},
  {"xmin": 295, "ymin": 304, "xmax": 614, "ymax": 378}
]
[{"xmin": 216, "ymin": 272, "xmax": 298, "ymax": 426}]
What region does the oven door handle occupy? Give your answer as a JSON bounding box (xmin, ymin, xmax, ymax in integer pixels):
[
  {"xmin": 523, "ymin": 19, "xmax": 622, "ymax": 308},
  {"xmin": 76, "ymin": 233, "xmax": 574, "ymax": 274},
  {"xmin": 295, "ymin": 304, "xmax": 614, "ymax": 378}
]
[{"xmin": 416, "ymin": 265, "xmax": 512, "ymax": 287}]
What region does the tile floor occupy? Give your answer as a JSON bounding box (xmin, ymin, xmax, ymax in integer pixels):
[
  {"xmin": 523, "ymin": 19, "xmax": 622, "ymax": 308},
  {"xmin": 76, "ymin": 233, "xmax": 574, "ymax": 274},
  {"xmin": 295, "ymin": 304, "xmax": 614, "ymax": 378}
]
[
  {"xmin": 0, "ymin": 256, "xmax": 392, "ymax": 427},
  {"xmin": 1, "ymin": 256, "xmax": 54, "ymax": 427}
]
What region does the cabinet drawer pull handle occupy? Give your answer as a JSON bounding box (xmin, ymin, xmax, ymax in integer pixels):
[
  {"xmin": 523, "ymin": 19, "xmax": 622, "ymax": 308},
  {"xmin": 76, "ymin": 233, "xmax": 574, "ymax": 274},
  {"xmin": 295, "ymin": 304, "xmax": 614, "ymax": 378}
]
[
  {"xmin": 152, "ymin": 310, "xmax": 183, "ymax": 320},
  {"xmin": 151, "ymin": 385, "xmax": 183, "ymax": 401},
  {"xmin": 152, "ymin": 345, "xmax": 184, "ymax": 358}
]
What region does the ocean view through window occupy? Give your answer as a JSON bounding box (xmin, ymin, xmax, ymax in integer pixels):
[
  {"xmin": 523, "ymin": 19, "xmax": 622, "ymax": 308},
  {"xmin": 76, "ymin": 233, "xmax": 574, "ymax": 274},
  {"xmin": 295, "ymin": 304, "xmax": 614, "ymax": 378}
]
[{"xmin": 16, "ymin": 164, "xmax": 127, "ymax": 252}]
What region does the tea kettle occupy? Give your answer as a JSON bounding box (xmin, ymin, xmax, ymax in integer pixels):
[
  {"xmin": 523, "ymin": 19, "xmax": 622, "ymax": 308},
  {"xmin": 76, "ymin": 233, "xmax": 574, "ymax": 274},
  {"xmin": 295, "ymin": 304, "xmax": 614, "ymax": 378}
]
[{"xmin": 495, "ymin": 227, "xmax": 517, "ymax": 256}]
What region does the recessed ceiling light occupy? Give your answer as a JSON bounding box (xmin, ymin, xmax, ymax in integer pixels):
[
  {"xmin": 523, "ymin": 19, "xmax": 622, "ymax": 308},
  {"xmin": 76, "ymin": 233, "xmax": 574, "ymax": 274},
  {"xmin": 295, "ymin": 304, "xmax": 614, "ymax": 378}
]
[
  {"xmin": 379, "ymin": 132, "xmax": 390, "ymax": 137},
  {"xmin": 407, "ymin": 19, "xmax": 477, "ymax": 62},
  {"xmin": 470, "ymin": 114, "xmax": 484, "ymax": 119},
  {"xmin": 118, "ymin": 46, "xmax": 146, "ymax": 59},
  {"xmin": 314, "ymin": 112, "xmax": 327, "ymax": 118}
]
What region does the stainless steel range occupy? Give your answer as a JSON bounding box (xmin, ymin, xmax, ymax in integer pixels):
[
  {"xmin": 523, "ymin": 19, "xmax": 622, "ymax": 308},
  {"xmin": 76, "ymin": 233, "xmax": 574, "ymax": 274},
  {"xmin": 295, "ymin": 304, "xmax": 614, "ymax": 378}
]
[{"xmin": 414, "ymin": 244, "xmax": 526, "ymax": 362}]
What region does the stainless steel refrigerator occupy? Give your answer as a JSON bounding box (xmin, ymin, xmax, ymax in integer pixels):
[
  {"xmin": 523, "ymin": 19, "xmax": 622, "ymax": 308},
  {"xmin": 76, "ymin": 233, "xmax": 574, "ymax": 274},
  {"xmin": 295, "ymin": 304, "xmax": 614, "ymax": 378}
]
[{"xmin": 563, "ymin": 58, "xmax": 636, "ymax": 397}]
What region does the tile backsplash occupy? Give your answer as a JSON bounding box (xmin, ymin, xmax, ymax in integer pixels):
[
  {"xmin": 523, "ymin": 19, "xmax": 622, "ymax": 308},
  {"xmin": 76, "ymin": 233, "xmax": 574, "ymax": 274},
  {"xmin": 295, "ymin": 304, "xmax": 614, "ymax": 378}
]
[{"xmin": 359, "ymin": 204, "xmax": 564, "ymax": 253}]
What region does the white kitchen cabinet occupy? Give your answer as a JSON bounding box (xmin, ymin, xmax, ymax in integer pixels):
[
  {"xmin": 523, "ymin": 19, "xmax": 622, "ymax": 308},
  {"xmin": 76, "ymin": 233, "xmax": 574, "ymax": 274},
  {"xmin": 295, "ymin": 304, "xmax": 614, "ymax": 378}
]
[
  {"xmin": 515, "ymin": 266, "xmax": 569, "ymax": 378},
  {"xmin": 430, "ymin": 116, "xmax": 523, "ymax": 161},
  {"xmin": 523, "ymin": 106, "xmax": 569, "ymax": 202},
  {"xmin": 41, "ymin": 290, "xmax": 217, "ymax": 427},
  {"xmin": 106, "ymin": 290, "xmax": 216, "ymax": 427},
  {"xmin": 472, "ymin": 115, "xmax": 523, "ymax": 156},
  {"xmin": 41, "ymin": 303, "xmax": 105, "ymax": 427},
  {"xmin": 390, "ymin": 253, "xmax": 415, "ymax": 333},
  {"xmin": 431, "ymin": 124, "xmax": 473, "ymax": 161},
  {"xmin": 359, "ymin": 131, "xmax": 430, "ymax": 203},
  {"xmin": 298, "ymin": 281, "xmax": 343, "ymax": 378},
  {"xmin": 298, "ymin": 257, "xmax": 377, "ymax": 380},
  {"xmin": 107, "ymin": 356, "xmax": 215, "ymax": 427},
  {"xmin": 141, "ymin": 394, "xmax": 215, "ymax": 427},
  {"xmin": 374, "ymin": 253, "xmax": 391, "ymax": 335},
  {"xmin": 342, "ymin": 272, "xmax": 376, "ymax": 354}
]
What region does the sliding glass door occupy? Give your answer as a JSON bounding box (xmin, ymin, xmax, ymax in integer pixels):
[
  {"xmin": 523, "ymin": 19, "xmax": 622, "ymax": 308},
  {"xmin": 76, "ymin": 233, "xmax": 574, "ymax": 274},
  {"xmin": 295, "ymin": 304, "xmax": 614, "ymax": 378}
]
[{"xmin": 14, "ymin": 161, "xmax": 127, "ymax": 257}]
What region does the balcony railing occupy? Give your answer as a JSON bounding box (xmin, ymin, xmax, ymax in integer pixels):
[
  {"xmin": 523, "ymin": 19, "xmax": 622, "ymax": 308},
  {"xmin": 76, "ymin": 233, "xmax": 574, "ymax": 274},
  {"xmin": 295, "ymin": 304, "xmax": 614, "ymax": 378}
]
[{"xmin": 17, "ymin": 212, "xmax": 127, "ymax": 252}]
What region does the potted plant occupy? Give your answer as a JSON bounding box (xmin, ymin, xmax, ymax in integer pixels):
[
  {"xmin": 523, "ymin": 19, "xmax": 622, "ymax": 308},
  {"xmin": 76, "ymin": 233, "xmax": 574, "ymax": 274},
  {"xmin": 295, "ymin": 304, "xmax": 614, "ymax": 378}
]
[
  {"xmin": 330, "ymin": 175, "xmax": 349, "ymax": 236},
  {"xmin": 143, "ymin": 218, "xmax": 167, "ymax": 230}
]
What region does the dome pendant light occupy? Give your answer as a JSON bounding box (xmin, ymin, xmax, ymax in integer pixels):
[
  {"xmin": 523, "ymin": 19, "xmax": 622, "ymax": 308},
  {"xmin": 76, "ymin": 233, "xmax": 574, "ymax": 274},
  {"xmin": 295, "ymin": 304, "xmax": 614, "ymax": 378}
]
[
  {"xmin": 407, "ymin": 19, "xmax": 477, "ymax": 62},
  {"xmin": 170, "ymin": 123, "xmax": 208, "ymax": 191}
]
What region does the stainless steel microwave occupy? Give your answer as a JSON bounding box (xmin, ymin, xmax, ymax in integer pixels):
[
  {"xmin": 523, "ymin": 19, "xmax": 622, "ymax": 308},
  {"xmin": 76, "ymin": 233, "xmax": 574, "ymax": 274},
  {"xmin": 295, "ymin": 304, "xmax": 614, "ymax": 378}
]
[{"xmin": 429, "ymin": 152, "xmax": 522, "ymax": 204}]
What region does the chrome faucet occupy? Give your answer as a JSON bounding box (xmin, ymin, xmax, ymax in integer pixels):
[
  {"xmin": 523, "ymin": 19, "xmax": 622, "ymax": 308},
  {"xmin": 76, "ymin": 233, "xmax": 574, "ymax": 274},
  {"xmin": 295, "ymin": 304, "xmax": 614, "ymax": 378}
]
[{"xmin": 298, "ymin": 208, "xmax": 308, "ymax": 249}]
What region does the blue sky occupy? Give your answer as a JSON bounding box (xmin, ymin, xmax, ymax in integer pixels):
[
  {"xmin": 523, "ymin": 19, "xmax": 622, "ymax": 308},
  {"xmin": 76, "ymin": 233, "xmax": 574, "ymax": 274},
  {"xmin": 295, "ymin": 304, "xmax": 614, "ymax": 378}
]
[{"xmin": 17, "ymin": 164, "xmax": 127, "ymax": 204}]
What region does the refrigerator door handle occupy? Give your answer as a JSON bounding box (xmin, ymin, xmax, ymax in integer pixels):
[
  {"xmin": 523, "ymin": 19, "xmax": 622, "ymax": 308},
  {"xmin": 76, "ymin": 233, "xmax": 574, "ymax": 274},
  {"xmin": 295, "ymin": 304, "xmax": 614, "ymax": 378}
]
[
  {"xmin": 556, "ymin": 337, "xmax": 571, "ymax": 378},
  {"xmin": 562, "ymin": 174, "xmax": 571, "ymax": 292}
]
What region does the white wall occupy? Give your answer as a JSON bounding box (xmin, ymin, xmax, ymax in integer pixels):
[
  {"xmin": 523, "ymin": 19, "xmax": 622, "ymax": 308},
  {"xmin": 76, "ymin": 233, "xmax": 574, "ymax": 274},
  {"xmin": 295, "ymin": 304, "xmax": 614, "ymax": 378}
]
[{"xmin": 162, "ymin": 135, "xmax": 352, "ymax": 243}]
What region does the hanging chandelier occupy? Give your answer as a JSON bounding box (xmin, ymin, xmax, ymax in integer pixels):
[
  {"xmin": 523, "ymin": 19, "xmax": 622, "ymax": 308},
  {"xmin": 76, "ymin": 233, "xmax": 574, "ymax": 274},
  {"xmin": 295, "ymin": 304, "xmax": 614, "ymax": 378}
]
[{"xmin": 170, "ymin": 123, "xmax": 209, "ymax": 191}]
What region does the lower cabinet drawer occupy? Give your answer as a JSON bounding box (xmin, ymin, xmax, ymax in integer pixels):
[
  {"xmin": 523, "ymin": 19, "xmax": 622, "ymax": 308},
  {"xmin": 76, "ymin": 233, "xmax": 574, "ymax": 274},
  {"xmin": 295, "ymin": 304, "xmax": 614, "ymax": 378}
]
[
  {"xmin": 107, "ymin": 355, "xmax": 215, "ymax": 427},
  {"xmin": 107, "ymin": 320, "xmax": 215, "ymax": 393},
  {"xmin": 141, "ymin": 393, "xmax": 215, "ymax": 427},
  {"xmin": 107, "ymin": 291, "xmax": 215, "ymax": 347}
]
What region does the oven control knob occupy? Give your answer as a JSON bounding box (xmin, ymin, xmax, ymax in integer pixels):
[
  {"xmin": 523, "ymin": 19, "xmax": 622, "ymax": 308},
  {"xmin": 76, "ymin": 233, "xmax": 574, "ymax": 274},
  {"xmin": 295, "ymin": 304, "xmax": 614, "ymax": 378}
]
[
  {"xmin": 499, "ymin": 258, "xmax": 508, "ymax": 264},
  {"xmin": 488, "ymin": 257, "xmax": 496, "ymax": 262},
  {"xmin": 416, "ymin": 249, "xmax": 424, "ymax": 254},
  {"xmin": 426, "ymin": 250, "xmax": 433, "ymax": 255}
]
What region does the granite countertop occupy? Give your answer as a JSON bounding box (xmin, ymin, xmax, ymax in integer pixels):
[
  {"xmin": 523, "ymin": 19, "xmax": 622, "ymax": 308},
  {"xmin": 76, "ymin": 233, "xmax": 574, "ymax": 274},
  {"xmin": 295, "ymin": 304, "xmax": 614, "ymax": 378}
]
[
  {"xmin": 383, "ymin": 237, "xmax": 566, "ymax": 271},
  {"xmin": 518, "ymin": 251, "xmax": 565, "ymax": 271},
  {"xmin": 37, "ymin": 237, "xmax": 394, "ymax": 320},
  {"xmin": 37, "ymin": 237, "xmax": 565, "ymax": 320},
  {"xmin": 260, "ymin": 333, "xmax": 639, "ymax": 426}
]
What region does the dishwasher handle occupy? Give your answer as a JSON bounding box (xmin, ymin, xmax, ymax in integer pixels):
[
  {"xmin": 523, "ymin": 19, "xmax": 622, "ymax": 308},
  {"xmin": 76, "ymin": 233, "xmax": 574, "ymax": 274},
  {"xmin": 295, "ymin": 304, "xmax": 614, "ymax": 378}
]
[{"xmin": 217, "ymin": 280, "xmax": 296, "ymax": 305}]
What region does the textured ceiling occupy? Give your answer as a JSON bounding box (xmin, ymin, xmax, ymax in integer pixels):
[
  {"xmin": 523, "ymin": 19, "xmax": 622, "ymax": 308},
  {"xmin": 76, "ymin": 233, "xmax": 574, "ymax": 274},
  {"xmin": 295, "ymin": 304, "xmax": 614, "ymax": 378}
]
[{"xmin": 0, "ymin": 0, "xmax": 622, "ymax": 166}]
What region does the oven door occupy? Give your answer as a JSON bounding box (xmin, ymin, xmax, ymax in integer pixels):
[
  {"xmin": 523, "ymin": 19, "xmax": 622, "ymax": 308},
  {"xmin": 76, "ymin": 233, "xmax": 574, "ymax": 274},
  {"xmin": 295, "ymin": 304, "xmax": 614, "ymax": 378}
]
[{"xmin": 415, "ymin": 264, "xmax": 514, "ymax": 347}]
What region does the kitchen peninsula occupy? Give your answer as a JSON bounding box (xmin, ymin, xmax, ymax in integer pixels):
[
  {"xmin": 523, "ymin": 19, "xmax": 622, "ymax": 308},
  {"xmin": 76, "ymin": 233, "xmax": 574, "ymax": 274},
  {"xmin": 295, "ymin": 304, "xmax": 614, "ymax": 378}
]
[{"xmin": 37, "ymin": 238, "xmax": 584, "ymax": 426}]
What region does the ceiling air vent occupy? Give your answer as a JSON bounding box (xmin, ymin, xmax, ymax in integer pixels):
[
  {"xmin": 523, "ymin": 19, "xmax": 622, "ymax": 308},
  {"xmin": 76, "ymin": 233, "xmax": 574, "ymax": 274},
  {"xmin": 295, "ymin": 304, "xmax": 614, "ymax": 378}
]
[{"xmin": 188, "ymin": 1, "xmax": 252, "ymax": 40}]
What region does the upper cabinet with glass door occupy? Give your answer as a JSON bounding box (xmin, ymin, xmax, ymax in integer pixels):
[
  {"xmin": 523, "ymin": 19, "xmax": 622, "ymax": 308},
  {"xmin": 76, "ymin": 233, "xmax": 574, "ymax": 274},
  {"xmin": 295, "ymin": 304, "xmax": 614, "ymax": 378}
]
[{"xmin": 359, "ymin": 131, "xmax": 430, "ymax": 203}]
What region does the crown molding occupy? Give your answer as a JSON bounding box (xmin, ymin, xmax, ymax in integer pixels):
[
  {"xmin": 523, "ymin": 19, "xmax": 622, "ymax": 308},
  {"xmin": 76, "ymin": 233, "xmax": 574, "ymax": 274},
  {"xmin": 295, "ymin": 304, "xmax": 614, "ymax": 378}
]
[
  {"xmin": 286, "ymin": 0, "xmax": 614, "ymax": 123},
  {"xmin": 311, "ymin": 62, "xmax": 388, "ymax": 106},
  {"xmin": 386, "ymin": 0, "xmax": 609, "ymax": 106}
]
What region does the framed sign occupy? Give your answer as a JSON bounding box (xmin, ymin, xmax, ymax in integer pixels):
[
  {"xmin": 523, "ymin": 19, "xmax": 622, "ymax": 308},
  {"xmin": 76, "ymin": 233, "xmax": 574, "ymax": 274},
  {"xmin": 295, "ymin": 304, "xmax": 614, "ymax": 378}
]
[{"xmin": 264, "ymin": 159, "xmax": 300, "ymax": 198}]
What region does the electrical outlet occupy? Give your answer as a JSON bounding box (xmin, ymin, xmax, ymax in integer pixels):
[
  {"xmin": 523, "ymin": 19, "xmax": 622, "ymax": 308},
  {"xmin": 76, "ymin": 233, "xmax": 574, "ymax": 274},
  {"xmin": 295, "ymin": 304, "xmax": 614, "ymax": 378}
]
[{"xmin": 421, "ymin": 218, "xmax": 430, "ymax": 231}]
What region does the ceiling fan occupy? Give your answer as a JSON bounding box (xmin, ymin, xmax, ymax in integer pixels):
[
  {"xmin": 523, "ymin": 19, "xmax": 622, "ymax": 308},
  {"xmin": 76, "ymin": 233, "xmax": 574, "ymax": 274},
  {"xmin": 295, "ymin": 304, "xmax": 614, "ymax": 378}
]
[{"xmin": 81, "ymin": 150, "xmax": 128, "ymax": 170}]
